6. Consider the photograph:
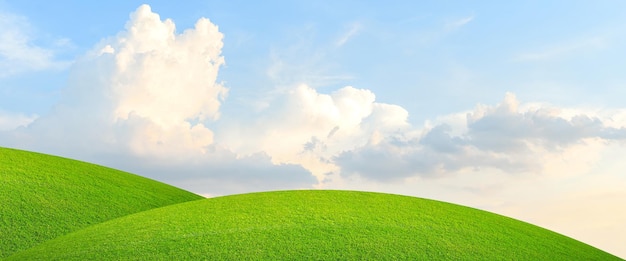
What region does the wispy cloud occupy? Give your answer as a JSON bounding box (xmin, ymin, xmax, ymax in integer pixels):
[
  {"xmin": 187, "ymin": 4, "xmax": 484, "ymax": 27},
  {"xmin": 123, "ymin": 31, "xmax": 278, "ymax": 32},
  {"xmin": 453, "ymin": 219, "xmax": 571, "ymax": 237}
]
[
  {"xmin": 0, "ymin": 11, "xmax": 71, "ymax": 78},
  {"xmin": 335, "ymin": 22, "xmax": 362, "ymax": 47},
  {"xmin": 514, "ymin": 36, "xmax": 607, "ymax": 61},
  {"xmin": 265, "ymin": 24, "xmax": 354, "ymax": 88},
  {"xmin": 396, "ymin": 14, "xmax": 475, "ymax": 47},
  {"xmin": 445, "ymin": 15, "xmax": 474, "ymax": 31}
]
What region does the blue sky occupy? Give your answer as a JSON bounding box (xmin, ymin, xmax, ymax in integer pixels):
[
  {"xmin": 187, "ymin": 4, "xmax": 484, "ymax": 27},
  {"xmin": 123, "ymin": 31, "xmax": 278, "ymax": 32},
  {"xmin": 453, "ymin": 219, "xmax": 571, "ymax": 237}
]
[{"xmin": 1, "ymin": 1, "xmax": 626, "ymax": 257}]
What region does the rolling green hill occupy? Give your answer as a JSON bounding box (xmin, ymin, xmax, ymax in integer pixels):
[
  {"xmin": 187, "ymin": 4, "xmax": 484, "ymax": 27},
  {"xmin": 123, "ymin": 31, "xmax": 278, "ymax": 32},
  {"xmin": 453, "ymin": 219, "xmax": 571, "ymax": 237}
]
[
  {"xmin": 7, "ymin": 190, "xmax": 620, "ymax": 260},
  {"xmin": 0, "ymin": 147, "xmax": 203, "ymax": 258}
]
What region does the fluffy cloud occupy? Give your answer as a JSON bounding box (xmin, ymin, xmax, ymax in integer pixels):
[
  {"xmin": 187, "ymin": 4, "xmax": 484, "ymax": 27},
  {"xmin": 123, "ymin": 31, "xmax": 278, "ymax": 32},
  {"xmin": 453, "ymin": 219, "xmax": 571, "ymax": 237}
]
[
  {"xmin": 70, "ymin": 4, "xmax": 227, "ymax": 158},
  {"xmin": 216, "ymin": 84, "xmax": 410, "ymax": 180},
  {"xmin": 2, "ymin": 5, "xmax": 315, "ymax": 194},
  {"xmin": 466, "ymin": 93, "xmax": 626, "ymax": 151},
  {"xmin": 10, "ymin": 4, "xmax": 227, "ymax": 158},
  {"xmin": 335, "ymin": 93, "xmax": 626, "ymax": 181},
  {"xmin": 0, "ymin": 11, "xmax": 69, "ymax": 77}
]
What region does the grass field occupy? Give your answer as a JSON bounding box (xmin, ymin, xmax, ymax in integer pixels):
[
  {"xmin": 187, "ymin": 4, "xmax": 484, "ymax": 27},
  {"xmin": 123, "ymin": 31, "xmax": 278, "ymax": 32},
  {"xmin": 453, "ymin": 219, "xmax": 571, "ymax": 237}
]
[
  {"xmin": 0, "ymin": 147, "xmax": 203, "ymax": 258},
  {"xmin": 7, "ymin": 190, "xmax": 621, "ymax": 260}
]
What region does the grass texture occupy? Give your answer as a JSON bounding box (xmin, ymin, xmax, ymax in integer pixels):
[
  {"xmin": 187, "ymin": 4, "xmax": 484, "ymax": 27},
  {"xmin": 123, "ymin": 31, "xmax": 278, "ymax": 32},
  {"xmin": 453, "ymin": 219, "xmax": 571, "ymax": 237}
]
[
  {"xmin": 0, "ymin": 147, "xmax": 203, "ymax": 258},
  {"xmin": 8, "ymin": 190, "xmax": 620, "ymax": 260}
]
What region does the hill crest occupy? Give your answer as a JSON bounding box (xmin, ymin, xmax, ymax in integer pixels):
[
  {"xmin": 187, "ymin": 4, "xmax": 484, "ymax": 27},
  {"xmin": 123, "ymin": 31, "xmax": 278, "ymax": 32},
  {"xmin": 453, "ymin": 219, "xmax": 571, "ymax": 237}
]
[
  {"xmin": 8, "ymin": 190, "xmax": 621, "ymax": 260},
  {"xmin": 0, "ymin": 147, "xmax": 202, "ymax": 258}
]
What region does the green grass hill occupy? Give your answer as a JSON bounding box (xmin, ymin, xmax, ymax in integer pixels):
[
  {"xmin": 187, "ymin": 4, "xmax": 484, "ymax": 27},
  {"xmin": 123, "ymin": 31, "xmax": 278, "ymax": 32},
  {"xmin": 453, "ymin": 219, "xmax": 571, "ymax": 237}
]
[
  {"xmin": 7, "ymin": 190, "xmax": 620, "ymax": 260},
  {"xmin": 0, "ymin": 147, "xmax": 203, "ymax": 258}
]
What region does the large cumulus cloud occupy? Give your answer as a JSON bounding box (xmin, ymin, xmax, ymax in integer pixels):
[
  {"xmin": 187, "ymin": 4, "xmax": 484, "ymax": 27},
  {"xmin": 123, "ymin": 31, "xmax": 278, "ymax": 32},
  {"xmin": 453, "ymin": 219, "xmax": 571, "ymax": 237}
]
[
  {"xmin": 0, "ymin": 5, "xmax": 315, "ymax": 194},
  {"xmin": 216, "ymin": 84, "xmax": 411, "ymax": 181}
]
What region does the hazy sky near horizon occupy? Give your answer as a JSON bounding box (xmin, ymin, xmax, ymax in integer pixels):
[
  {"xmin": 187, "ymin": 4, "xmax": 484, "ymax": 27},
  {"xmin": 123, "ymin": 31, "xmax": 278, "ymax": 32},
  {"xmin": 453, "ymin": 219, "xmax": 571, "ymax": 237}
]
[{"xmin": 1, "ymin": 1, "xmax": 626, "ymax": 257}]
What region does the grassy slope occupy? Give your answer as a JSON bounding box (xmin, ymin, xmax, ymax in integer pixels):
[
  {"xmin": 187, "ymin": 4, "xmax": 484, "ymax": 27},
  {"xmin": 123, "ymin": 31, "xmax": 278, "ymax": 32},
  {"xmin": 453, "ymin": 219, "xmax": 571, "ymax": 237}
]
[
  {"xmin": 0, "ymin": 147, "xmax": 203, "ymax": 258},
  {"xmin": 9, "ymin": 190, "xmax": 620, "ymax": 260}
]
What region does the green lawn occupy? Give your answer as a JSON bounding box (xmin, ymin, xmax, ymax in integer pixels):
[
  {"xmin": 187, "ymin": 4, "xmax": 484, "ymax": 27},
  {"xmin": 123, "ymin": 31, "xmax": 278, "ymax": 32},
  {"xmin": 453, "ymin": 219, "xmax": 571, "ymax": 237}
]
[
  {"xmin": 0, "ymin": 147, "xmax": 203, "ymax": 258},
  {"xmin": 8, "ymin": 190, "xmax": 620, "ymax": 260}
]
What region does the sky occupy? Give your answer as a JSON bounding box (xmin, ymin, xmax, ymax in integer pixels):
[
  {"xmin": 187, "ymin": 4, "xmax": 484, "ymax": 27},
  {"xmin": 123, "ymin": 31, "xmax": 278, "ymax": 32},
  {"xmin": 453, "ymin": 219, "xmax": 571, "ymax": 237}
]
[{"xmin": 1, "ymin": 0, "xmax": 626, "ymax": 257}]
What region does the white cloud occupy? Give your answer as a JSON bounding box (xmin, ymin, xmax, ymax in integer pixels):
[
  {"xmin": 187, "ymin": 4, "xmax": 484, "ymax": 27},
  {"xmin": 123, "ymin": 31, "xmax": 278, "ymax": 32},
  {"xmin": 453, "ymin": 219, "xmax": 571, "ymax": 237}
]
[
  {"xmin": 0, "ymin": 110, "xmax": 38, "ymax": 131},
  {"xmin": 445, "ymin": 15, "xmax": 474, "ymax": 31},
  {"xmin": 216, "ymin": 84, "xmax": 410, "ymax": 181},
  {"xmin": 48, "ymin": 4, "xmax": 229, "ymax": 159},
  {"xmin": 0, "ymin": 5, "xmax": 316, "ymax": 194},
  {"xmin": 265, "ymin": 24, "xmax": 354, "ymax": 89},
  {"xmin": 0, "ymin": 11, "xmax": 70, "ymax": 77},
  {"xmin": 335, "ymin": 22, "xmax": 361, "ymax": 47},
  {"xmin": 334, "ymin": 92, "xmax": 626, "ymax": 181}
]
